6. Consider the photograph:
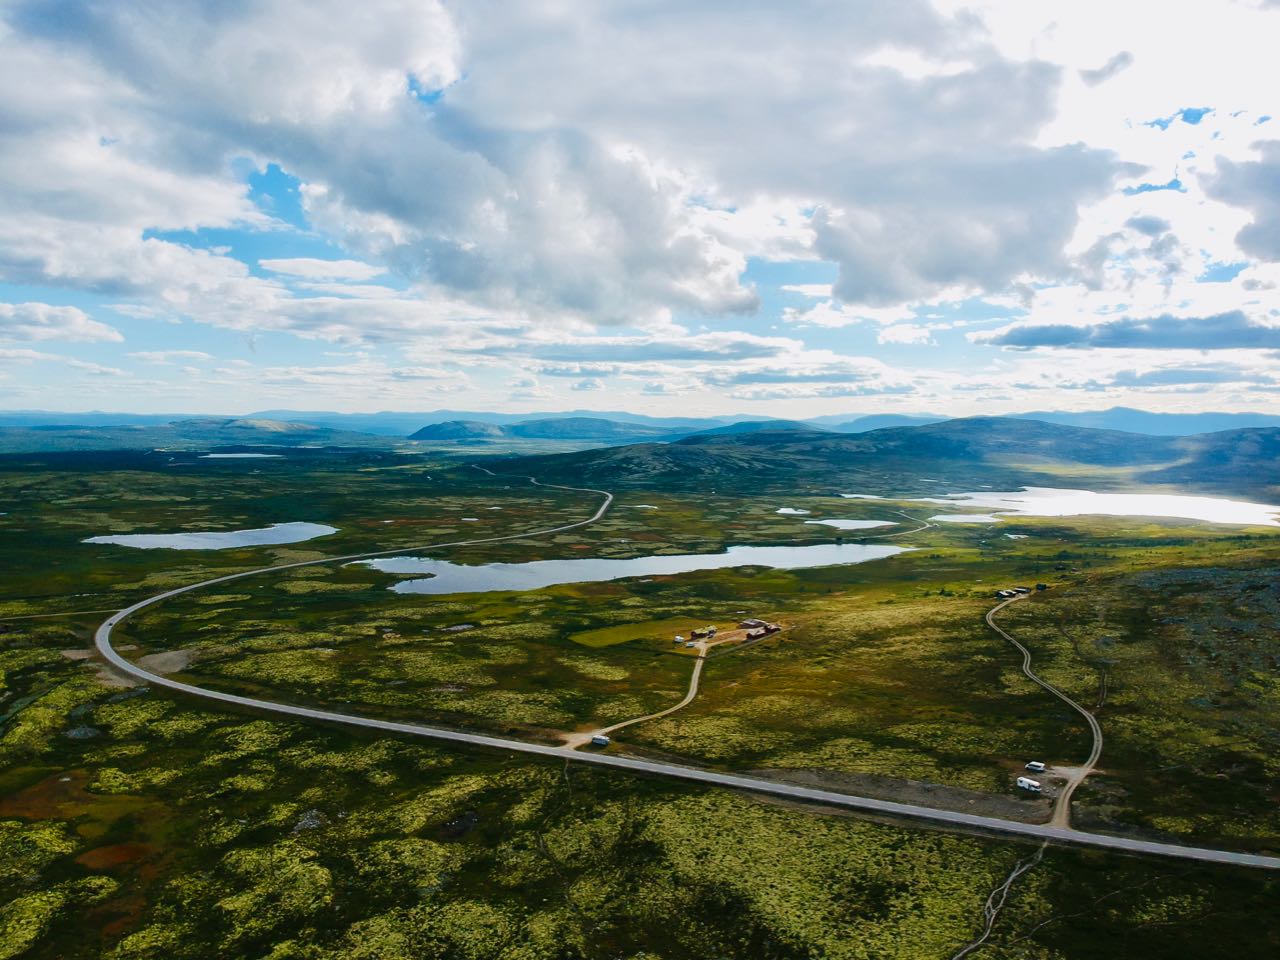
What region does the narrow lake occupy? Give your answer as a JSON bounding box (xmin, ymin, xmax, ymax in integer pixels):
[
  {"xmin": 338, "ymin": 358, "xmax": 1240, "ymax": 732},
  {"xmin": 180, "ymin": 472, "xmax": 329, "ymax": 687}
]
[
  {"xmin": 84, "ymin": 522, "xmax": 338, "ymax": 550},
  {"xmin": 358, "ymin": 542, "xmax": 911, "ymax": 595}
]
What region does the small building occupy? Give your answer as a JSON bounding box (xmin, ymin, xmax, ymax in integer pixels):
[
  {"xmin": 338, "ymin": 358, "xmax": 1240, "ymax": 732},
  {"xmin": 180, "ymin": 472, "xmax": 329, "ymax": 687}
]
[
  {"xmin": 1025, "ymin": 761, "xmax": 1046, "ymax": 773},
  {"xmin": 691, "ymin": 627, "xmax": 711, "ymax": 639},
  {"xmin": 590, "ymin": 734, "xmax": 610, "ymax": 747},
  {"xmin": 1035, "ymin": 583, "xmax": 1048, "ymax": 591},
  {"xmin": 1015, "ymin": 776, "xmax": 1042, "ymax": 792},
  {"xmin": 739, "ymin": 618, "xmax": 766, "ymax": 629},
  {"xmin": 764, "ymin": 623, "xmax": 781, "ymax": 634}
]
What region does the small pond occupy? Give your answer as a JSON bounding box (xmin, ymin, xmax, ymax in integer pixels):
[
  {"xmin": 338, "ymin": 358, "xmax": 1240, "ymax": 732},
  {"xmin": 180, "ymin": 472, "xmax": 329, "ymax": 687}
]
[
  {"xmin": 804, "ymin": 519, "xmax": 895, "ymax": 530},
  {"xmin": 84, "ymin": 522, "xmax": 338, "ymax": 550}
]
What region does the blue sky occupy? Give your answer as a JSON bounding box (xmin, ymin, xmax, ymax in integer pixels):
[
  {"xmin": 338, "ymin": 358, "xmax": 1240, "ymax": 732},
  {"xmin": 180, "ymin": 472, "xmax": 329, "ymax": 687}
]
[{"xmin": 1, "ymin": 0, "xmax": 1278, "ymax": 417}]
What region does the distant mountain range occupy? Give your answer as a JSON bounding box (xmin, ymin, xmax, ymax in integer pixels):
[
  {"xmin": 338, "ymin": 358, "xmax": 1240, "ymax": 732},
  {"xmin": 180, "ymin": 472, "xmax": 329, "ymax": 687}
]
[
  {"xmin": 496, "ymin": 416, "xmax": 1280, "ymax": 500},
  {"xmin": 0, "ymin": 418, "xmax": 397, "ymax": 454},
  {"xmin": 7, "ymin": 405, "xmax": 1279, "ymax": 440},
  {"xmin": 1, "ymin": 409, "xmax": 1277, "ymax": 501},
  {"xmin": 410, "ymin": 416, "xmax": 676, "ymax": 442}
]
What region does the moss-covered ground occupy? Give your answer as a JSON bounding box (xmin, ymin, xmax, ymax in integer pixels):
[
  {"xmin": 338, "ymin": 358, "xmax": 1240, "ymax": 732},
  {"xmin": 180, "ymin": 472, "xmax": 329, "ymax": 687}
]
[{"xmin": 1, "ymin": 450, "xmax": 1278, "ymax": 957}]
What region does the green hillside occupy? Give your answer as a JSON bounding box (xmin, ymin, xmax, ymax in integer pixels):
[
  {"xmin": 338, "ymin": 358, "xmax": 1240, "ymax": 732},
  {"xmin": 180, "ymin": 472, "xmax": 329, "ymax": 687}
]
[{"xmin": 496, "ymin": 417, "xmax": 1280, "ymax": 499}]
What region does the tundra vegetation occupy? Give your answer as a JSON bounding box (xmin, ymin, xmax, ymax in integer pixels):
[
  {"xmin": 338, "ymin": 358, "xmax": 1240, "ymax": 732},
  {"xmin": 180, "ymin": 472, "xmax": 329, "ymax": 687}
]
[{"xmin": 1, "ymin": 449, "xmax": 1277, "ymax": 957}]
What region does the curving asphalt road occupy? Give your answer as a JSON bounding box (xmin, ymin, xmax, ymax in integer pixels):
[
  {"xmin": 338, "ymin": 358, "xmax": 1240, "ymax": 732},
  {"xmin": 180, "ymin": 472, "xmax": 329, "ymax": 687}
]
[
  {"xmin": 93, "ymin": 479, "xmax": 1280, "ymax": 871},
  {"xmin": 987, "ymin": 593, "xmax": 1104, "ymax": 829}
]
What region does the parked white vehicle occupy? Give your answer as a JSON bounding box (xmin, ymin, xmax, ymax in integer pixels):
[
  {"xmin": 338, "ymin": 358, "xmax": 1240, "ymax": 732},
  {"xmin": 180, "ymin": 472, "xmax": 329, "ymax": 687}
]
[
  {"xmin": 1024, "ymin": 761, "xmax": 1046, "ymax": 773},
  {"xmin": 591, "ymin": 734, "xmax": 610, "ymax": 747},
  {"xmin": 1016, "ymin": 776, "xmax": 1042, "ymax": 792}
]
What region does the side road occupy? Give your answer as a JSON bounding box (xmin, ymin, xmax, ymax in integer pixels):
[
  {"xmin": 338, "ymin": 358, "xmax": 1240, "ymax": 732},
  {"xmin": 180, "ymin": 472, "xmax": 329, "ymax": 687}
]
[{"xmin": 987, "ymin": 593, "xmax": 1104, "ymax": 829}]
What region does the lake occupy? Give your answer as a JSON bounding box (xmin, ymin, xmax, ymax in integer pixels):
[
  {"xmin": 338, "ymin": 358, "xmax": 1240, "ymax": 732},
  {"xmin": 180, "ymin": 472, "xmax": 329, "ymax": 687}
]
[
  {"xmin": 919, "ymin": 488, "xmax": 1280, "ymax": 526},
  {"xmin": 358, "ymin": 542, "xmax": 911, "ymax": 595},
  {"xmin": 84, "ymin": 521, "xmax": 338, "ymax": 550}
]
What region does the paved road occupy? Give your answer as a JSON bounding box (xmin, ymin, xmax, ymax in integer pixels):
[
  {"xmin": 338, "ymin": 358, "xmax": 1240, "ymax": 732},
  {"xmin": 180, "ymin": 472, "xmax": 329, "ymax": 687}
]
[
  {"xmin": 987, "ymin": 593, "xmax": 1105, "ymax": 828},
  {"xmin": 93, "ymin": 481, "xmax": 1280, "ymax": 871}
]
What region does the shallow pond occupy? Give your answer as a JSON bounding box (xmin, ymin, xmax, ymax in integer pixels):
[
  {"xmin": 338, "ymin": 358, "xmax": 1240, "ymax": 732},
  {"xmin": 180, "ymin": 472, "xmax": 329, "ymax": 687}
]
[
  {"xmin": 358, "ymin": 542, "xmax": 911, "ymax": 595},
  {"xmin": 84, "ymin": 522, "xmax": 338, "ymax": 550},
  {"xmin": 804, "ymin": 519, "xmax": 895, "ymax": 530}
]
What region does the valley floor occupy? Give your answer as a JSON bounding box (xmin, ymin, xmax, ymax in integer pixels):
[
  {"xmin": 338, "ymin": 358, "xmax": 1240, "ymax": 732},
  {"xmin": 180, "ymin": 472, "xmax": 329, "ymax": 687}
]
[{"xmin": 2, "ymin": 449, "xmax": 1277, "ymax": 958}]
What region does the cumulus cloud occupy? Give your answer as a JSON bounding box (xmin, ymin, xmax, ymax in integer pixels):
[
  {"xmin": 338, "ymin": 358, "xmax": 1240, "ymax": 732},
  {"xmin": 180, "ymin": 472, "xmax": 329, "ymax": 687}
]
[
  {"xmin": 0, "ymin": 0, "xmax": 1133, "ymax": 336},
  {"xmin": 2, "ymin": 0, "xmax": 1277, "ymax": 414},
  {"xmin": 783, "ymin": 300, "xmax": 915, "ymax": 328},
  {"xmin": 1208, "ymin": 140, "xmax": 1280, "ymax": 260},
  {"xmin": 0, "ymin": 302, "xmax": 122, "ymax": 342}
]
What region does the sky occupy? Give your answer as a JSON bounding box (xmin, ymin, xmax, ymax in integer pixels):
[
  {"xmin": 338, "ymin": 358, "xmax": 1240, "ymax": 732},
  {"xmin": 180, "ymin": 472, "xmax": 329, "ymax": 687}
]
[{"xmin": 1, "ymin": 0, "xmax": 1279, "ymax": 418}]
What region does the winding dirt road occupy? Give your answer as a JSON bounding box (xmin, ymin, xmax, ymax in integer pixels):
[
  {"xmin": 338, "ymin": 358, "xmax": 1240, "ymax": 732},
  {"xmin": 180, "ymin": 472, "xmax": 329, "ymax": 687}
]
[
  {"xmin": 987, "ymin": 593, "xmax": 1104, "ymax": 829},
  {"xmin": 561, "ymin": 629, "xmax": 749, "ymax": 749}
]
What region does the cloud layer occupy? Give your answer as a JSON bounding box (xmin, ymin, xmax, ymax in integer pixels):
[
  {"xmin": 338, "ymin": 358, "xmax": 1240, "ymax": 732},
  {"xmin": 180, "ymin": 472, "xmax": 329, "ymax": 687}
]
[{"xmin": 0, "ymin": 1, "xmax": 1277, "ymax": 414}]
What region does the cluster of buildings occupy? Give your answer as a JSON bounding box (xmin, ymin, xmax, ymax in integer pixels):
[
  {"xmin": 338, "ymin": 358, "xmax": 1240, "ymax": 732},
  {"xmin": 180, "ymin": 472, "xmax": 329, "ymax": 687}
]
[
  {"xmin": 739, "ymin": 617, "xmax": 781, "ymax": 640},
  {"xmin": 994, "ymin": 584, "xmax": 1047, "ymax": 599}
]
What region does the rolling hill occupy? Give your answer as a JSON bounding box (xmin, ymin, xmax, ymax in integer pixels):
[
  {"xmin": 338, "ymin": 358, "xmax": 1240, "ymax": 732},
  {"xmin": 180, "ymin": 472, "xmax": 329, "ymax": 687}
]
[
  {"xmin": 495, "ymin": 417, "xmax": 1280, "ymax": 500},
  {"xmin": 408, "ymin": 420, "xmax": 507, "ymax": 441}
]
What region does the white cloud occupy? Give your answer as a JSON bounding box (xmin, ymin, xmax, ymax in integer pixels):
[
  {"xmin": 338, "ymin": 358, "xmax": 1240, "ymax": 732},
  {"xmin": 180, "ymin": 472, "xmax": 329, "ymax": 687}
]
[
  {"xmin": 0, "ymin": 302, "xmax": 122, "ymax": 342},
  {"xmin": 780, "ymin": 284, "xmax": 834, "ymax": 299},
  {"xmin": 878, "ymin": 323, "xmax": 937, "ymax": 345},
  {"xmin": 129, "ymin": 350, "xmax": 214, "ymax": 363},
  {"xmin": 259, "ymin": 258, "xmax": 386, "ymax": 281},
  {"xmin": 783, "ymin": 300, "xmax": 916, "ymax": 328},
  {"xmin": 66, "ymin": 359, "xmax": 127, "ymax": 376}
]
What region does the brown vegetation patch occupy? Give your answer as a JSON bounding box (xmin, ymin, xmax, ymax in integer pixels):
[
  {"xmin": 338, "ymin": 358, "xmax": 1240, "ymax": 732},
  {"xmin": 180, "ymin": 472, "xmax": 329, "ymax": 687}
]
[
  {"xmin": 748, "ymin": 767, "xmax": 1051, "ymax": 823},
  {"xmin": 76, "ymin": 841, "xmax": 153, "ymax": 870}
]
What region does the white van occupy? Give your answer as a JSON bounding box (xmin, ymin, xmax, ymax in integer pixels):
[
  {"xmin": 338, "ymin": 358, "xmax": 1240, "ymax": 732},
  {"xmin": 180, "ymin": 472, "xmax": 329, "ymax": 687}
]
[
  {"xmin": 1016, "ymin": 776, "xmax": 1042, "ymax": 792},
  {"xmin": 591, "ymin": 734, "xmax": 611, "ymax": 747},
  {"xmin": 1024, "ymin": 761, "xmax": 1046, "ymax": 773}
]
